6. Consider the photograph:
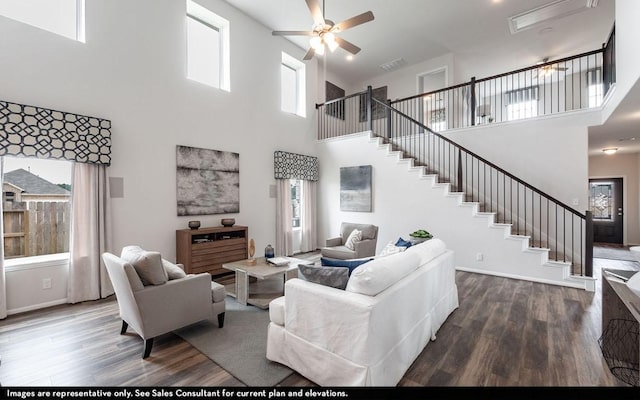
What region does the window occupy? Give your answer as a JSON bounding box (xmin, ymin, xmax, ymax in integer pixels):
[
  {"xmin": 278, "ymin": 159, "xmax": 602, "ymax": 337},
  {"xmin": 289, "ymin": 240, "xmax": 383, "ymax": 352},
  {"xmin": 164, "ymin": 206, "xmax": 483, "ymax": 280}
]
[
  {"xmin": 186, "ymin": 0, "xmax": 230, "ymax": 91},
  {"xmin": 590, "ymin": 181, "xmax": 614, "ymax": 221},
  {"xmin": 505, "ymin": 86, "xmax": 539, "ymax": 121},
  {"xmin": 2, "ymin": 157, "xmax": 72, "ymax": 260},
  {"xmin": 291, "ymin": 179, "xmax": 302, "ymax": 229},
  {"xmin": 281, "ymin": 52, "xmax": 306, "ymax": 117},
  {"xmin": 587, "ymin": 68, "xmax": 603, "ymax": 108},
  {"xmin": 0, "ymin": 0, "xmax": 85, "ymax": 42}
]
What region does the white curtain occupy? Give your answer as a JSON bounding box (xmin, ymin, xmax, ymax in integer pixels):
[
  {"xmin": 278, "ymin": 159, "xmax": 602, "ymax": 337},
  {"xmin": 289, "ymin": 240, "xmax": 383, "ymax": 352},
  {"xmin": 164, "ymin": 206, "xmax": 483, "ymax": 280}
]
[
  {"xmin": 68, "ymin": 162, "xmax": 113, "ymax": 303},
  {"xmin": 275, "ymin": 178, "xmax": 293, "ymax": 257},
  {"xmin": 300, "ymin": 180, "xmax": 317, "ymax": 253},
  {"xmin": 0, "ymin": 157, "xmax": 6, "ymax": 319}
]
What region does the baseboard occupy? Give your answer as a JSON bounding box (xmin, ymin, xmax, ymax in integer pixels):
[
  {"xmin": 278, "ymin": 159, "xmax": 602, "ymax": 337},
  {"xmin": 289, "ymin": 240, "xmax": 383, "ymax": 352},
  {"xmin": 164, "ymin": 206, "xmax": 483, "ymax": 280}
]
[{"xmin": 7, "ymin": 298, "xmax": 68, "ymax": 315}]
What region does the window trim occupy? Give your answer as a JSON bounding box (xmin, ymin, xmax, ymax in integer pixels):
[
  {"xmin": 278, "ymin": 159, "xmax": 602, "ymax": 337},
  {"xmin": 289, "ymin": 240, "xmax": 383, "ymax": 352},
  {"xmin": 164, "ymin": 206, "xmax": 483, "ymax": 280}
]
[
  {"xmin": 281, "ymin": 52, "xmax": 306, "ymax": 118},
  {"xmin": 0, "ymin": 0, "xmax": 85, "ymax": 43},
  {"xmin": 186, "ymin": 0, "xmax": 230, "ymax": 91}
]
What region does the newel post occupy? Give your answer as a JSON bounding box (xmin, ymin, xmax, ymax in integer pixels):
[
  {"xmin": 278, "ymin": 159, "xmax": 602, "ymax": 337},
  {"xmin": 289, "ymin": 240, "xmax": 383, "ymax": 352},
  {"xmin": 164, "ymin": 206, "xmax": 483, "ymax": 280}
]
[
  {"xmin": 585, "ymin": 210, "xmax": 594, "ymax": 277},
  {"xmin": 366, "ymin": 85, "xmax": 373, "ymax": 132}
]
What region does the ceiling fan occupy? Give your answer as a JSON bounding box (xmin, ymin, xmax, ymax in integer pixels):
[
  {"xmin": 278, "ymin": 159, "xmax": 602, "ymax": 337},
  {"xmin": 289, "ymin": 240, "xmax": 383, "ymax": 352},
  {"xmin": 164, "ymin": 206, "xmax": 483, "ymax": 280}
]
[
  {"xmin": 271, "ymin": 0, "xmax": 374, "ymax": 60},
  {"xmin": 534, "ymin": 57, "xmax": 569, "ymax": 78}
]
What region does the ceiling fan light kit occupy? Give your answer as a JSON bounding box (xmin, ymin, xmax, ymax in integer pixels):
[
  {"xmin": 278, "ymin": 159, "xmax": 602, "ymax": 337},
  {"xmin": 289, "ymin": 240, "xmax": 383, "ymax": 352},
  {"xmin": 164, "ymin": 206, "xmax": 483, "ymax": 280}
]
[{"xmin": 272, "ymin": 0, "xmax": 374, "ymax": 60}]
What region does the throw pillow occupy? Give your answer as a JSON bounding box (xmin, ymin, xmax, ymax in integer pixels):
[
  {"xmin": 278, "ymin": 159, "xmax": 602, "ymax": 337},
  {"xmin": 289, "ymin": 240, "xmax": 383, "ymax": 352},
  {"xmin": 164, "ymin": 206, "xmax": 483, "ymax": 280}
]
[
  {"xmin": 162, "ymin": 259, "xmax": 187, "ymax": 280},
  {"xmin": 321, "ymin": 257, "xmax": 373, "ymax": 276},
  {"xmin": 378, "ymin": 241, "xmax": 407, "ymax": 257},
  {"xmin": 344, "ymin": 228, "xmax": 362, "ymax": 250},
  {"xmin": 395, "ymin": 237, "xmax": 412, "ymax": 248},
  {"xmin": 121, "ymin": 245, "xmax": 168, "ymax": 286},
  {"xmin": 298, "ymin": 264, "xmax": 350, "ymax": 290}
]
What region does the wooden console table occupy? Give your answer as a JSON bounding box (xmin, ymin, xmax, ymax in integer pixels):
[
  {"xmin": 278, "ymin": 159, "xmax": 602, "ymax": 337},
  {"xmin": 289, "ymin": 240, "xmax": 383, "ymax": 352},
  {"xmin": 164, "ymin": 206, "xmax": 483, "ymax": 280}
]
[
  {"xmin": 176, "ymin": 225, "xmax": 248, "ymax": 276},
  {"xmin": 600, "ymin": 268, "xmax": 640, "ymax": 386}
]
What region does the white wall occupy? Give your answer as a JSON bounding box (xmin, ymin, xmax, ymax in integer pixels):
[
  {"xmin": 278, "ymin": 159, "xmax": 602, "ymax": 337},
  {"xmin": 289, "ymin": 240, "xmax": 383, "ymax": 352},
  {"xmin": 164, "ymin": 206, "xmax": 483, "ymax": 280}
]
[
  {"xmin": 0, "ymin": 0, "xmax": 318, "ymax": 312},
  {"xmin": 603, "ymin": 0, "xmax": 640, "ymax": 121},
  {"xmin": 318, "ymin": 110, "xmax": 597, "ymax": 249},
  {"xmin": 349, "ymin": 53, "xmax": 455, "ymax": 100},
  {"xmin": 589, "ymin": 152, "xmax": 640, "ymax": 245}
]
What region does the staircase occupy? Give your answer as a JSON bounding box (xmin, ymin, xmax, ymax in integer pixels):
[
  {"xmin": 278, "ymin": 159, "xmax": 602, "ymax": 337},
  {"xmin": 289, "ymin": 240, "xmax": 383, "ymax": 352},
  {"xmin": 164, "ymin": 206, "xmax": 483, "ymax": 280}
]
[
  {"xmin": 316, "ymin": 88, "xmax": 596, "ymax": 291},
  {"xmin": 363, "ymin": 131, "xmax": 595, "ymax": 291}
]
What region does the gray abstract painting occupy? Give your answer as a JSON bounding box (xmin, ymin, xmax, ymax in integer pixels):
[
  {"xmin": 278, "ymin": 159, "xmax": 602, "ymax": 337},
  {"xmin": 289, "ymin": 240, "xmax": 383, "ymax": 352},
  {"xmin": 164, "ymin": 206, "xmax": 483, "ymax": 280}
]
[
  {"xmin": 176, "ymin": 145, "xmax": 239, "ymax": 216},
  {"xmin": 340, "ymin": 165, "xmax": 372, "ymax": 212}
]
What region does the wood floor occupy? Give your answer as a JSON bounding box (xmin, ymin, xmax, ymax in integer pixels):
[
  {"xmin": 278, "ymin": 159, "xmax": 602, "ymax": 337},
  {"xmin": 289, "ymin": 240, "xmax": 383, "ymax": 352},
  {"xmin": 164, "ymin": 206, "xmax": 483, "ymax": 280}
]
[{"xmin": 0, "ymin": 256, "xmax": 636, "ymax": 387}]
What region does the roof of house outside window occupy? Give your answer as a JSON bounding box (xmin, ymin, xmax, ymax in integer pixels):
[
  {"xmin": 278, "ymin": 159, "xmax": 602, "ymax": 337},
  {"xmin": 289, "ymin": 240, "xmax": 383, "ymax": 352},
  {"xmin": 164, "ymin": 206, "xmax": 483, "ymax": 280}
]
[{"xmin": 3, "ymin": 168, "xmax": 70, "ymax": 195}]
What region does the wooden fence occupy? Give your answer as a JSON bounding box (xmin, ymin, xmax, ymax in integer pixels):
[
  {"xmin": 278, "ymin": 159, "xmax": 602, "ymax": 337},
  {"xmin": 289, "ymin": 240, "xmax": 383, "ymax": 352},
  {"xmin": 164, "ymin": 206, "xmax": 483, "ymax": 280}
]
[{"xmin": 3, "ymin": 201, "xmax": 71, "ymax": 258}]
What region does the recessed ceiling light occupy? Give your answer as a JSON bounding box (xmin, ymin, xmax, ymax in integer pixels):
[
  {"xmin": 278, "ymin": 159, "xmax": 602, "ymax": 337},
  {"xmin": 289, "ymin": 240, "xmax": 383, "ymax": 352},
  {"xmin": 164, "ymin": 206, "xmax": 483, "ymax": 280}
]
[
  {"xmin": 602, "ymin": 148, "xmax": 618, "ymax": 155},
  {"xmin": 346, "ymin": 55, "xmax": 353, "ymax": 61}
]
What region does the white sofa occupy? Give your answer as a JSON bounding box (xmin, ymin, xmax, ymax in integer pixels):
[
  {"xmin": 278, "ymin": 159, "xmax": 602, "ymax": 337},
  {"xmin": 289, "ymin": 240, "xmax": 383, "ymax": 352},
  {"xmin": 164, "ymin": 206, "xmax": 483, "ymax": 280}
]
[{"xmin": 266, "ymin": 238, "xmax": 459, "ymax": 386}]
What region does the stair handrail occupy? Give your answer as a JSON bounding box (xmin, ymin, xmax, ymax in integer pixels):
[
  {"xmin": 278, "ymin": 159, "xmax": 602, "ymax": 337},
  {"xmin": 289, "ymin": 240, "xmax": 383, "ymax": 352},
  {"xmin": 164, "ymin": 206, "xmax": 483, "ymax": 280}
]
[{"xmin": 371, "ymin": 95, "xmax": 585, "ymax": 218}]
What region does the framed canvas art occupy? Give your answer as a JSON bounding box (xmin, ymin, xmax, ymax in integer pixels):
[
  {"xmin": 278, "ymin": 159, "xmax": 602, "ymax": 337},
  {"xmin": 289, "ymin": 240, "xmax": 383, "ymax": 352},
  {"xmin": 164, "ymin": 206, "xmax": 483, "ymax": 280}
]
[
  {"xmin": 340, "ymin": 165, "xmax": 372, "ymax": 212},
  {"xmin": 176, "ymin": 145, "xmax": 239, "ymax": 216}
]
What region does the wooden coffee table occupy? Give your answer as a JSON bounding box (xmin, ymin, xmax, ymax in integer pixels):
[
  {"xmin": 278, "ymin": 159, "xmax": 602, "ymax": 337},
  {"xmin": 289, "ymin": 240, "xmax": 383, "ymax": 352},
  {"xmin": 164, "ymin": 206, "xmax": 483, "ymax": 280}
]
[{"xmin": 222, "ymin": 256, "xmax": 306, "ymax": 309}]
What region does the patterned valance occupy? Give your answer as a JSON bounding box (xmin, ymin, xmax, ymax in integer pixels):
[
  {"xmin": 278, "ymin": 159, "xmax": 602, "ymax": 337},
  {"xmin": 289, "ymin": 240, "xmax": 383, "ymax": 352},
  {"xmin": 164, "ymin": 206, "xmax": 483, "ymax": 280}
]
[
  {"xmin": 0, "ymin": 100, "xmax": 111, "ymax": 165},
  {"xmin": 274, "ymin": 151, "xmax": 319, "ymax": 181}
]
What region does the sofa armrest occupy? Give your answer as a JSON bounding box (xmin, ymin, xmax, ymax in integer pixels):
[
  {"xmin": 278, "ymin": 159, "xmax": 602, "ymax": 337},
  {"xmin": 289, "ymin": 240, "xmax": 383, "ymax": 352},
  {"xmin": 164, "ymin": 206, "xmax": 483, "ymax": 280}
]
[
  {"xmin": 354, "ymin": 238, "xmax": 377, "ymax": 258},
  {"xmin": 284, "ymin": 278, "xmax": 380, "ymax": 364},
  {"xmin": 133, "ymin": 273, "xmax": 213, "ymax": 338},
  {"xmin": 326, "ymin": 237, "xmax": 342, "ymax": 247}
]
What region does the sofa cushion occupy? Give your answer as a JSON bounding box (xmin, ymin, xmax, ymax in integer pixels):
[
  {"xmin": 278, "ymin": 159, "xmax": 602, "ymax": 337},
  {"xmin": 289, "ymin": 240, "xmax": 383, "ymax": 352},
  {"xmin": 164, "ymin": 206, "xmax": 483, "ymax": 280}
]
[
  {"xmin": 121, "ymin": 245, "xmax": 168, "ymax": 286},
  {"xmin": 321, "ymin": 257, "xmax": 373, "ymax": 276},
  {"xmin": 269, "ymin": 296, "xmax": 285, "ymax": 326},
  {"xmin": 162, "ymin": 259, "xmax": 187, "ymax": 280},
  {"xmin": 344, "ymin": 229, "xmax": 362, "ymax": 250},
  {"xmin": 405, "ymin": 238, "xmax": 447, "ymax": 266},
  {"xmin": 299, "ymin": 264, "xmax": 350, "ymax": 290},
  {"xmin": 345, "ymin": 250, "xmax": 422, "ymax": 296}
]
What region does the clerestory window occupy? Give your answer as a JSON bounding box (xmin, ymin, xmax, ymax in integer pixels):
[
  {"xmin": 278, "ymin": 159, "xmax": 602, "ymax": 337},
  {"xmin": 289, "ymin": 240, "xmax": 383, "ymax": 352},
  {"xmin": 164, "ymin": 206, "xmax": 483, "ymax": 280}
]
[
  {"xmin": 186, "ymin": 0, "xmax": 230, "ymax": 91},
  {"xmin": 0, "ymin": 0, "xmax": 85, "ymax": 42}
]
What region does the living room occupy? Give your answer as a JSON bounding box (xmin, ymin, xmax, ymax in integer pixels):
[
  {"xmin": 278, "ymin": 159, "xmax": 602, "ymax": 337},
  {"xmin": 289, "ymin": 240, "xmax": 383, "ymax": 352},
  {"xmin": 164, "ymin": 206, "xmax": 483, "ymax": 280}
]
[{"xmin": 1, "ymin": 0, "xmax": 640, "ymax": 392}]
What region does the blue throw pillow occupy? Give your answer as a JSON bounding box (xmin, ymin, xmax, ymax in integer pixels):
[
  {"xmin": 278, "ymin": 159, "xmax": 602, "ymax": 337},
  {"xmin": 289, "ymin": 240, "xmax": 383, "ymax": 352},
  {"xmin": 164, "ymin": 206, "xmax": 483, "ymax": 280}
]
[
  {"xmin": 321, "ymin": 257, "xmax": 373, "ymax": 276},
  {"xmin": 395, "ymin": 237, "xmax": 412, "ymax": 248}
]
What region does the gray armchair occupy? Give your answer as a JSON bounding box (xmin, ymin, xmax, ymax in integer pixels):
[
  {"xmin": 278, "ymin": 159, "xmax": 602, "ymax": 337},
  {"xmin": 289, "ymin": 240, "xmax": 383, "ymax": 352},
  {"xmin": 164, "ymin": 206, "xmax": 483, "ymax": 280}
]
[
  {"xmin": 320, "ymin": 222, "xmax": 379, "ymax": 260},
  {"xmin": 102, "ymin": 251, "xmax": 226, "ymax": 358}
]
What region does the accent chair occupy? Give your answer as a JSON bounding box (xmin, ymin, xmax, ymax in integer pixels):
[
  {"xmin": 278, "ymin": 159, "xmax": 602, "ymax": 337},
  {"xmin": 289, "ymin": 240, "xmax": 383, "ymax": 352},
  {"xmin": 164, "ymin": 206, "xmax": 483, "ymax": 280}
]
[
  {"xmin": 320, "ymin": 222, "xmax": 379, "ymax": 260},
  {"xmin": 102, "ymin": 249, "xmax": 226, "ymax": 358}
]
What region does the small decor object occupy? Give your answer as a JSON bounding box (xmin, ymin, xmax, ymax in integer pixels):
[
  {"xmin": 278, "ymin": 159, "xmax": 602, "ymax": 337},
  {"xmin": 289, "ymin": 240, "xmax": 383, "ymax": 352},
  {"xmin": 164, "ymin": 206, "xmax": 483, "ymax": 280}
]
[
  {"xmin": 221, "ymin": 218, "xmax": 235, "ymax": 227},
  {"xmin": 265, "ymin": 244, "xmax": 275, "ymax": 259},
  {"xmin": 247, "ymin": 239, "xmax": 256, "ymax": 265},
  {"xmin": 409, "ymin": 229, "xmax": 433, "ymax": 244},
  {"xmin": 188, "ymin": 220, "xmax": 201, "ymax": 230}
]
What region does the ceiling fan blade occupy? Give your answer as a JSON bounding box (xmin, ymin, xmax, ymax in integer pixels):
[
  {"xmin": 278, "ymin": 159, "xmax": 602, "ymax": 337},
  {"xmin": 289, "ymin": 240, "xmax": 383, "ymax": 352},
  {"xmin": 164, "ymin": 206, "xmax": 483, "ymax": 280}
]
[
  {"xmin": 272, "ymin": 30, "xmax": 315, "ymax": 36},
  {"xmin": 335, "ymin": 36, "xmax": 361, "ymax": 55},
  {"xmin": 332, "ymin": 11, "xmax": 374, "ymax": 32},
  {"xmin": 303, "ymin": 47, "xmax": 315, "ymax": 60},
  {"xmin": 306, "ymin": 0, "xmax": 325, "ymax": 26}
]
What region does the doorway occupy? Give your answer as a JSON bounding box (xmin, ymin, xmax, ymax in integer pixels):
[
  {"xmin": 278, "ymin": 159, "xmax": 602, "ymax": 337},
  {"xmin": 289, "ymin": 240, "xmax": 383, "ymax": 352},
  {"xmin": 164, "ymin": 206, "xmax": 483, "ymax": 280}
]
[{"xmin": 589, "ymin": 177, "xmax": 623, "ymax": 244}]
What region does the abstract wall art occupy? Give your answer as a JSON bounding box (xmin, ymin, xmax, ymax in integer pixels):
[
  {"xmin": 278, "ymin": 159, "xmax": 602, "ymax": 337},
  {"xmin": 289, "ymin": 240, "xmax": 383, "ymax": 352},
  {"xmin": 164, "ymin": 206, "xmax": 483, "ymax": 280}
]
[
  {"xmin": 340, "ymin": 165, "xmax": 372, "ymax": 212},
  {"xmin": 176, "ymin": 145, "xmax": 239, "ymax": 216}
]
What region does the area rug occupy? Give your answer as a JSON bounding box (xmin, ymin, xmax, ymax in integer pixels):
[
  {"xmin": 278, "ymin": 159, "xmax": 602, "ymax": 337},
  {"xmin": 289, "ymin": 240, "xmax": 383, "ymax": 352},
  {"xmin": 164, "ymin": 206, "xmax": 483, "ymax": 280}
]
[
  {"xmin": 593, "ymin": 245, "xmax": 638, "ymax": 262},
  {"xmin": 174, "ymin": 298, "xmax": 293, "ymax": 386}
]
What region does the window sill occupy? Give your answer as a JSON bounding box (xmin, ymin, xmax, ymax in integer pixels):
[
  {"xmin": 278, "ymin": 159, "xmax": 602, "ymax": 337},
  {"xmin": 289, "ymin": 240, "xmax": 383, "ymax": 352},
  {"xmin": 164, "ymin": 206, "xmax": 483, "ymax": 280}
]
[{"xmin": 4, "ymin": 253, "xmax": 70, "ymax": 272}]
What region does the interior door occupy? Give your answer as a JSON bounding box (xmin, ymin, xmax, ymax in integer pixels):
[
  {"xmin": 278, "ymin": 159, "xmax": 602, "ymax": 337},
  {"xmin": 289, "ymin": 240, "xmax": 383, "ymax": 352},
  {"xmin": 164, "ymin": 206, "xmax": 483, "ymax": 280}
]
[{"xmin": 589, "ymin": 178, "xmax": 623, "ymax": 244}]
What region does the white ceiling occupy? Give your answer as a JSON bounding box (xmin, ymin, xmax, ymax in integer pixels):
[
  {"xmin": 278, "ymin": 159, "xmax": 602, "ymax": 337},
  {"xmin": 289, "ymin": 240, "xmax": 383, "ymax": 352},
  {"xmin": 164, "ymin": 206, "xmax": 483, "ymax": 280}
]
[{"xmin": 223, "ymin": 0, "xmax": 640, "ymax": 155}]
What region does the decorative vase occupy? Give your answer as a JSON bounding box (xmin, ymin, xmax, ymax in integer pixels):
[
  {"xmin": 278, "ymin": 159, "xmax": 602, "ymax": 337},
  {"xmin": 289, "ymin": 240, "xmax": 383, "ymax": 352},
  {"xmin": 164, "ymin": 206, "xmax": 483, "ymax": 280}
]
[
  {"xmin": 265, "ymin": 244, "xmax": 274, "ymax": 258},
  {"xmin": 188, "ymin": 220, "xmax": 200, "ymax": 230},
  {"xmin": 221, "ymin": 218, "xmax": 235, "ymax": 227}
]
